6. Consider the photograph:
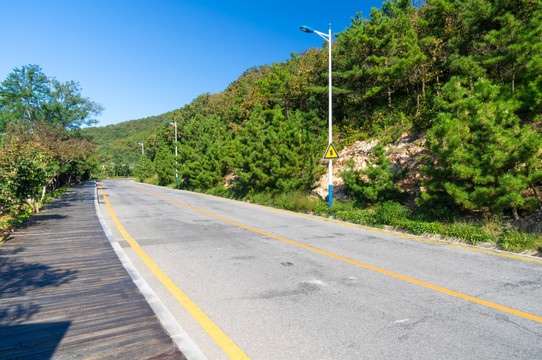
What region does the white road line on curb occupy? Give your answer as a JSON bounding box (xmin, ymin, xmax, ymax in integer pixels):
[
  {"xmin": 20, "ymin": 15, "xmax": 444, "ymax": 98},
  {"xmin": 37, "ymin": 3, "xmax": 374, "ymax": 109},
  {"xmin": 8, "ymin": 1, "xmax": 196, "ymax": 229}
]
[{"xmin": 94, "ymin": 181, "xmax": 208, "ymax": 360}]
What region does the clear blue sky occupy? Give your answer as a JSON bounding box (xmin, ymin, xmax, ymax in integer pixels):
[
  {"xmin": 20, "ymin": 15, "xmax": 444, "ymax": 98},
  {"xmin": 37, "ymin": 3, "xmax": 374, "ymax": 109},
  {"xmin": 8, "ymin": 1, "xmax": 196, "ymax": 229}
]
[{"xmin": 1, "ymin": 0, "xmax": 384, "ymax": 127}]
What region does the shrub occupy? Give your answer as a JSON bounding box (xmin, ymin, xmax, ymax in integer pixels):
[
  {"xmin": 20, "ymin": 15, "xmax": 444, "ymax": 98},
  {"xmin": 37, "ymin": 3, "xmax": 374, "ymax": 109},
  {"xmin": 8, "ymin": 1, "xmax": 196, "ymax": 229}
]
[
  {"xmin": 393, "ymin": 219, "xmax": 445, "ymax": 236},
  {"xmin": 498, "ymin": 230, "xmax": 539, "ymax": 252},
  {"xmin": 444, "ymin": 222, "xmax": 493, "ymax": 244},
  {"xmin": 335, "ymin": 208, "xmax": 378, "ymax": 226},
  {"xmin": 374, "ymin": 201, "xmax": 409, "ymax": 225},
  {"xmin": 342, "ymin": 145, "xmax": 404, "ymax": 206},
  {"xmin": 312, "ymin": 200, "xmax": 329, "ymax": 216}
]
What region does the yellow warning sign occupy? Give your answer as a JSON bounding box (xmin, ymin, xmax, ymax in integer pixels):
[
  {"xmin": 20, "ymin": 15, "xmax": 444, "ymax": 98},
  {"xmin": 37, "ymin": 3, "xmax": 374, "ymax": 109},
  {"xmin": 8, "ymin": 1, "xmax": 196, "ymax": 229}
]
[{"xmin": 323, "ymin": 143, "xmax": 339, "ymax": 159}]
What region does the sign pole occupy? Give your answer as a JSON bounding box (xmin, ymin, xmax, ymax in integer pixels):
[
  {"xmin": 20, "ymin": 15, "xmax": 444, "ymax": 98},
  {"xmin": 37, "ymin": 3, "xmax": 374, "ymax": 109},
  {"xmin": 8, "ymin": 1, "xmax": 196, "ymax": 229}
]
[{"xmin": 328, "ymin": 23, "xmax": 333, "ymax": 208}]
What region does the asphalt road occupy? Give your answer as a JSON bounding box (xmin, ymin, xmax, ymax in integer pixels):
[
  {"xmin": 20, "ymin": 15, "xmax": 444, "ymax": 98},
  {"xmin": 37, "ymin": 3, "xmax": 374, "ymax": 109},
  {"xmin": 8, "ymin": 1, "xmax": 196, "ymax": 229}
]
[{"xmin": 96, "ymin": 178, "xmax": 542, "ymax": 360}]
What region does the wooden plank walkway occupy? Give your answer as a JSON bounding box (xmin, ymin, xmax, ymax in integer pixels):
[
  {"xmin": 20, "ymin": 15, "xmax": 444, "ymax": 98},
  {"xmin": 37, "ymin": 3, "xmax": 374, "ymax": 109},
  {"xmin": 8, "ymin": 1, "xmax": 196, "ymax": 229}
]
[{"xmin": 0, "ymin": 181, "xmax": 186, "ymax": 360}]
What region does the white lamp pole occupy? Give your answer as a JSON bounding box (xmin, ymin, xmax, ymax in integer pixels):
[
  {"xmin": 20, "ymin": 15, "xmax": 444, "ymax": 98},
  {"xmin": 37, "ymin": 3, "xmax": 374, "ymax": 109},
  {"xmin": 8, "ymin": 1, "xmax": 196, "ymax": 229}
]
[
  {"xmin": 300, "ymin": 23, "xmax": 334, "ymax": 207},
  {"xmin": 135, "ymin": 141, "xmax": 144, "ymax": 155},
  {"xmin": 164, "ymin": 120, "xmax": 178, "ymax": 183}
]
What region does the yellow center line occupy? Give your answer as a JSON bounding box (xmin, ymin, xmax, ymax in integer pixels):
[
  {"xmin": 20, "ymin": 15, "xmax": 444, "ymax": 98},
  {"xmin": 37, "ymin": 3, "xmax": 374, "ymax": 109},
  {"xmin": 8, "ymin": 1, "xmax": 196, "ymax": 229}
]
[
  {"xmin": 115, "ymin": 180, "xmax": 542, "ymax": 324},
  {"xmin": 184, "ymin": 186, "xmax": 542, "ymax": 265},
  {"xmin": 97, "ymin": 182, "xmax": 250, "ymax": 360}
]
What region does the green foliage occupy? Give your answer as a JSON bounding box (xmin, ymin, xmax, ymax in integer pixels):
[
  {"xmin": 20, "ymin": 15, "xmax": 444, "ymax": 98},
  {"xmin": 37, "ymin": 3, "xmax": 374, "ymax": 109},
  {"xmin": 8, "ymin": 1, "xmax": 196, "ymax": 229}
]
[
  {"xmin": 342, "ymin": 144, "xmax": 404, "ymax": 205},
  {"xmin": 83, "ymin": 0, "xmax": 541, "ymax": 236},
  {"xmin": 419, "ymin": 77, "xmax": 542, "ymax": 219},
  {"xmin": 0, "ymin": 66, "xmax": 99, "ymax": 213},
  {"xmin": 391, "ymin": 219, "xmax": 446, "ymax": 236},
  {"xmin": 0, "ymin": 140, "xmax": 47, "ymax": 212},
  {"xmin": 135, "ymin": 155, "xmax": 155, "ymax": 181},
  {"xmin": 235, "ymin": 105, "xmax": 325, "ymax": 195},
  {"xmin": 443, "ymin": 222, "xmax": 493, "ymax": 245},
  {"xmin": 154, "ymin": 145, "xmax": 175, "ymax": 186},
  {"xmin": 334, "ymin": 208, "xmax": 379, "ymax": 227},
  {"xmin": 373, "ymin": 201, "xmax": 409, "ymax": 225},
  {"xmin": 81, "ymin": 113, "xmax": 169, "ymax": 177},
  {"xmin": 0, "ymin": 64, "xmax": 102, "ymax": 132},
  {"xmin": 174, "ymin": 113, "xmax": 235, "ymax": 190},
  {"xmin": 498, "ymin": 230, "xmax": 542, "ymax": 252}
]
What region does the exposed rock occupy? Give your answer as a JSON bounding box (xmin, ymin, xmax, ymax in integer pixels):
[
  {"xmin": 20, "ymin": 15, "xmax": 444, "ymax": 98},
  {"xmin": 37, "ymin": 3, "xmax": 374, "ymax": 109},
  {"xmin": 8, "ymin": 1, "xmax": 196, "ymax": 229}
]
[
  {"xmin": 223, "ymin": 172, "xmax": 239, "ymax": 189},
  {"xmin": 311, "ymin": 132, "xmax": 429, "ymax": 202}
]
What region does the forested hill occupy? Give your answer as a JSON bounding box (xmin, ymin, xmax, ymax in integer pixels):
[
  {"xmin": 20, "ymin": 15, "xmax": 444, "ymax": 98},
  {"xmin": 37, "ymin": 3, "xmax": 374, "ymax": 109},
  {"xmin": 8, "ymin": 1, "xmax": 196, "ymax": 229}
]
[
  {"xmin": 81, "ymin": 113, "xmax": 171, "ymax": 176},
  {"xmin": 84, "ymin": 0, "xmax": 542, "ymax": 221}
]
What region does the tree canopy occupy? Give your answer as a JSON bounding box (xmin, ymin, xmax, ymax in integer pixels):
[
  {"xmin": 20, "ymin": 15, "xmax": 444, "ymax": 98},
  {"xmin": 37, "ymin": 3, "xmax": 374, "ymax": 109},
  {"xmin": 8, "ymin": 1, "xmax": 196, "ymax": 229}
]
[{"xmin": 0, "ymin": 65, "xmax": 100, "ymax": 213}]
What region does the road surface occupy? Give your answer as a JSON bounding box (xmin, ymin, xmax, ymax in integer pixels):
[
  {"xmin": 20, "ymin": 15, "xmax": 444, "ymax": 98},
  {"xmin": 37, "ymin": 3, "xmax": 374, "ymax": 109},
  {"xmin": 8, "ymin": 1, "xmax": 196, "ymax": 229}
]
[{"xmin": 96, "ymin": 178, "xmax": 542, "ymax": 359}]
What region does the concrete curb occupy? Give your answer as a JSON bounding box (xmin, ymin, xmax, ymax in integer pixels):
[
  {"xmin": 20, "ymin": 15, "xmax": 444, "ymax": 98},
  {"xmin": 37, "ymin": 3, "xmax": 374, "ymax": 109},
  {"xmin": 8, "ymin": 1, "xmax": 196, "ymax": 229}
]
[{"xmin": 94, "ymin": 180, "xmax": 207, "ymax": 360}]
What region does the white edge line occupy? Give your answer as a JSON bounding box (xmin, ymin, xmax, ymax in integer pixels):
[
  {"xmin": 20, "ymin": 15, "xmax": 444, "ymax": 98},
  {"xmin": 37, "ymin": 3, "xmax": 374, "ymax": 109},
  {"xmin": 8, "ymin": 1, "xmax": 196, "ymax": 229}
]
[{"xmin": 93, "ymin": 180, "xmax": 208, "ymax": 360}]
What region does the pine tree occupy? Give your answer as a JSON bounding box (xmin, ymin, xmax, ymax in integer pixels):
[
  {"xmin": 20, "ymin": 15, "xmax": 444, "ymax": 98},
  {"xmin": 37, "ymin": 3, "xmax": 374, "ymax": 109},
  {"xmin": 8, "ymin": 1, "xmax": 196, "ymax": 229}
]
[
  {"xmin": 135, "ymin": 155, "xmax": 154, "ymax": 181},
  {"xmin": 342, "ymin": 144, "xmax": 403, "ymax": 206},
  {"xmin": 154, "ymin": 145, "xmax": 175, "ymax": 186},
  {"xmin": 419, "ymin": 77, "xmax": 542, "ymax": 219}
]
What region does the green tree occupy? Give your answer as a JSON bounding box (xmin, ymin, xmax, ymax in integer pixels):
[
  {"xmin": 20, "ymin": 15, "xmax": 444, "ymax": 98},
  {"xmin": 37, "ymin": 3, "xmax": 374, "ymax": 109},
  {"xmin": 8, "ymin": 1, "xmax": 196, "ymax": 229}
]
[
  {"xmin": 235, "ymin": 105, "xmax": 325, "ymax": 195},
  {"xmin": 0, "ymin": 136, "xmax": 48, "ymax": 213},
  {"xmin": 365, "ymin": 0, "xmax": 425, "ymax": 115},
  {"xmin": 175, "ymin": 113, "xmax": 235, "ymax": 190},
  {"xmin": 154, "ymin": 145, "xmax": 175, "ymax": 186},
  {"xmin": 0, "ymin": 64, "xmax": 102, "ymax": 132},
  {"xmin": 0, "ymin": 65, "xmax": 101, "ymax": 213},
  {"xmin": 135, "ymin": 155, "xmax": 155, "ymax": 181},
  {"xmin": 419, "ymin": 77, "xmax": 542, "ymax": 219}
]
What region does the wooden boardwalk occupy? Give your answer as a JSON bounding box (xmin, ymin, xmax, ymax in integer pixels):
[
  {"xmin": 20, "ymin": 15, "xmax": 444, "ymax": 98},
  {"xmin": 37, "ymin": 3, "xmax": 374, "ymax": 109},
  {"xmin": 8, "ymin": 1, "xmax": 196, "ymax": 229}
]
[{"xmin": 0, "ymin": 181, "xmax": 186, "ymax": 360}]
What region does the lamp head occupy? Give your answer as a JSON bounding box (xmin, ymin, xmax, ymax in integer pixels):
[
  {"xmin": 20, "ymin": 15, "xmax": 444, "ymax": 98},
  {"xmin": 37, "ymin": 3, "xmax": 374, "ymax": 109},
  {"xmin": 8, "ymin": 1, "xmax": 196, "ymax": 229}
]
[{"xmin": 300, "ymin": 25, "xmax": 314, "ymax": 33}]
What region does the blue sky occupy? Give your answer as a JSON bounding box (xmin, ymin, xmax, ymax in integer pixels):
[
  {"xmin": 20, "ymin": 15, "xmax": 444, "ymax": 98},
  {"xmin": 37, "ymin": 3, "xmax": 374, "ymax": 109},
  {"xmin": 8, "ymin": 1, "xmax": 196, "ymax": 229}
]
[{"xmin": 1, "ymin": 0, "xmax": 385, "ymax": 127}]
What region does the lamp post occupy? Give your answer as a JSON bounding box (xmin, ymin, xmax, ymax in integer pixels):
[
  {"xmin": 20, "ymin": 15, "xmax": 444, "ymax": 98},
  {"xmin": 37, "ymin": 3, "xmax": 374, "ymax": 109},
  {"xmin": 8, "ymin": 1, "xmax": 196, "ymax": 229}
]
[
  {"xmin": 300, "ymin": 23, "xmax": 334, "ymax": 208},
  {"xmin": 164, "ymin": 120, "xmax": 178, "ymax": 183},
  {"xmin": 135, "ymin": 141, "xmax": 144, "ymax": 155}
]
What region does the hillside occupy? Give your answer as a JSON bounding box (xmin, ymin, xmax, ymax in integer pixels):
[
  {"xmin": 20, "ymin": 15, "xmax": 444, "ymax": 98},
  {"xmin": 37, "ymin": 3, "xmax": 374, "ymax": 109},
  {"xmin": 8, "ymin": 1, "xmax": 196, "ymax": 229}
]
[
  {"xmin": 84, "ymin": 0, "xmax": 542, "ymax": 225},
  {"xmin": 81, "ymin": 112, "xmax": 171, "ymax": 176}
]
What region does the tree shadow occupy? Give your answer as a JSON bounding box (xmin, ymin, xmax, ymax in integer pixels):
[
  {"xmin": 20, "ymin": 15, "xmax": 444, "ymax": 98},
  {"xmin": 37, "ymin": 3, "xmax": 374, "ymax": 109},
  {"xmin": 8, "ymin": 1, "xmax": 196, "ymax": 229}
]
[
  {"xmin": 0, "ymin": 322, "xmax": 71, "ymax": 360},
  {"xmin": 0, "ymin": 249, "xmax": 78, "ymax": 325},
  {"xmin": 14, "ymin": 214, "xmax": 68, "ymax": 231},
  {"xmin": 0, "ymin": 256, "xmax": 78, "ymax": 298}
]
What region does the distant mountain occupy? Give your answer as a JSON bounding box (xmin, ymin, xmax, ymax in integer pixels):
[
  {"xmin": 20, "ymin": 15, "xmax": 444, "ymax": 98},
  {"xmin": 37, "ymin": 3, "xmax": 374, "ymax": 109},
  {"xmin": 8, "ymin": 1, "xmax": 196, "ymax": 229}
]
[{"xmin": 80, "ymin": 112, "xmax": 172, "ymax": 175}]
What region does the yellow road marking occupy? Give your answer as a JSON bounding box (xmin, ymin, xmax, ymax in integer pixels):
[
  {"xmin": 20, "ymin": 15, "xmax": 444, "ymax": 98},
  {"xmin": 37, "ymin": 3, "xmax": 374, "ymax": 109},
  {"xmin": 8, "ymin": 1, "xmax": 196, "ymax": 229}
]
[
  {"xmin": 97, "ymin": 182, "xmax": 250, "ymax": 360},
  {"xmin": 116, "ymin": 180, "xmax": 542, "ymax": 324},
  {"xmin": 210, "ymin": 195, "xmax": 542, "ymax": 264},
  {"xmin": 151, "ymin": 182, "xmax": 542, "ymax": 265}
]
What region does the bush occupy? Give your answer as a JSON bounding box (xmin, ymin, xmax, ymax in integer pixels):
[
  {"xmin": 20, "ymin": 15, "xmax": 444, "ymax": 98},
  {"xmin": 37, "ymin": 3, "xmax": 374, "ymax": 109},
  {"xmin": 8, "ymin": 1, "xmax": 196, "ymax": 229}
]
[
  {"xmin": 444, "ymin": 222, "xmax": 493, "ymax": 244},
  {"xmin": 335, "ymin": 208, "xmax": 379, "ymax": 227},
  {"xmin": 393, "ymin": 218, "xmax": 446, "ymax": 236},
  {"xmin": 342, "ymin": 145, "xmax": 403, "ymax": 206},
  {"xmin": 312, "ymin": 200, "xmax": 329, "ymax": 216},
  {"xmin": 498, "ymin": 230, "xmax": 540, "ymax": 252},
  {"xmin": 374, "ymin": 201, "xmax": 409, "ymax": 225}
]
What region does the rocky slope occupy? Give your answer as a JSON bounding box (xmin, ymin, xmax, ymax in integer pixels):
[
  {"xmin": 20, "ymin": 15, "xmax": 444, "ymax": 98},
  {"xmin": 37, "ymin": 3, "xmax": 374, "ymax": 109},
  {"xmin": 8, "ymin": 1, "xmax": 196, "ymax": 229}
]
[
  {"xmin": 312, "ymin": 132, "xmax": 428, "ymax": 203},
  {"xmin": 312, "ymin": 133, "xmax": 541, "ymax": 235}
]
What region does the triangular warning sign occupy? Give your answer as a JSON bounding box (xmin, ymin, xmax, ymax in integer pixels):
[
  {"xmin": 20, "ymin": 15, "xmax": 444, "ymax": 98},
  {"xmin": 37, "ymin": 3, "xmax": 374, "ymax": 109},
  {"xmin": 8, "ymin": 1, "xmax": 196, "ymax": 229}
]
[{"xmin": 323, "ymin": 143, "xmax": 339, "ymax": 159}]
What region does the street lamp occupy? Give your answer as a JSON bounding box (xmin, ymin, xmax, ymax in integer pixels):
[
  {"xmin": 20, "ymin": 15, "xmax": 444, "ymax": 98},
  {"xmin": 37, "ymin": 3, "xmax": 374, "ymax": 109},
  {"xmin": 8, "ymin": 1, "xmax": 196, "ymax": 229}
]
[
  {"xmin": 300, "ymin": 23, "xmax": 334, "ymax": 208},
  {"xmin": 135, "ymin": 141, "xmax": 144, "ymax": 155},
  {"xmin": 164, "ymin": 120, "xmax": 178, "ymax": 183}
]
